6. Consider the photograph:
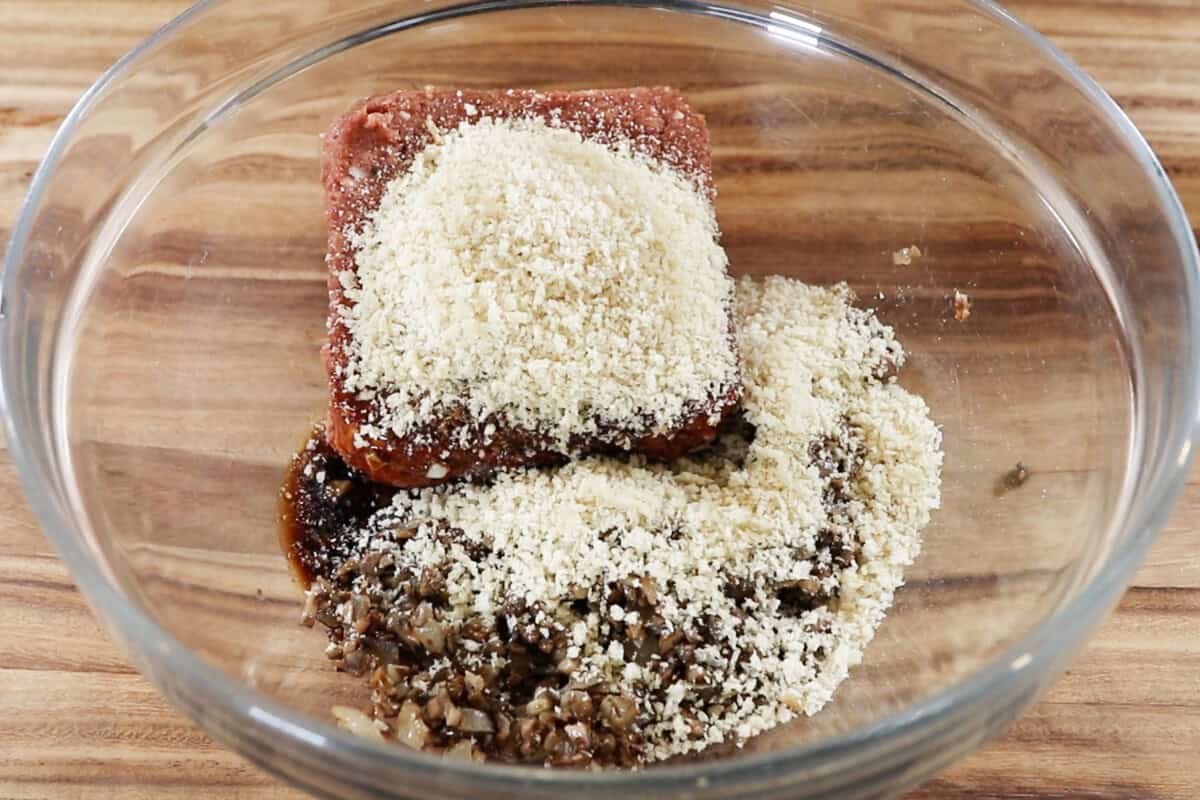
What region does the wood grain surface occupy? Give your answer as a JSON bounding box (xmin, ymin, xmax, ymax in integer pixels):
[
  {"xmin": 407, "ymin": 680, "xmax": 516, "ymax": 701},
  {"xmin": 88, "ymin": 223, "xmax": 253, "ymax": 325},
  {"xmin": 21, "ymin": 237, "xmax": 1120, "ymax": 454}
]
[{"xmin": 1, "ymin": 1, "xmax": 1198, "ymax": 798}]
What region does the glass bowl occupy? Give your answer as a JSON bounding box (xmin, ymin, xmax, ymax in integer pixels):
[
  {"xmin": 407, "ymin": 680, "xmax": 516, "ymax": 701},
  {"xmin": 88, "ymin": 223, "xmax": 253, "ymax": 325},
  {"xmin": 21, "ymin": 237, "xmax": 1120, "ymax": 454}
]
[{"xmin": 4, "ymin": 0, "xmax": 1198, "ymax": 797}]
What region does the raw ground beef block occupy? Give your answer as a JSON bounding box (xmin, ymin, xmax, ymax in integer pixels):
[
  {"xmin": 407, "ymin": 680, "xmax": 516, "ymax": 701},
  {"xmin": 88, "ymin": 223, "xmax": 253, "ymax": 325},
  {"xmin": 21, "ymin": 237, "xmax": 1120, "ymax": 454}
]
[{"xmin": 321, "ymin": 87, "xmax": 741, "ymax": 488}]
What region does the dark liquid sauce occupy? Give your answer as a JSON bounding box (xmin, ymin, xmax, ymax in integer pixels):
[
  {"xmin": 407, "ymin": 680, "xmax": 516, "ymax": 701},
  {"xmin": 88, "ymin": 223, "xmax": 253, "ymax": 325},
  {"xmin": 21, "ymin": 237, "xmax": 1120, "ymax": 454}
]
[{"xmin": 278, "ymin": 427, "xmax": 398, "ymax": 587}]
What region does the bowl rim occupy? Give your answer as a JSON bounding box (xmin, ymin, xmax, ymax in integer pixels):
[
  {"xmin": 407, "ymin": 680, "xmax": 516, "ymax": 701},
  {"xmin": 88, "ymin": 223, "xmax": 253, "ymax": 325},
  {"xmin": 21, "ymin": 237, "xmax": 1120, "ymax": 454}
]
[{"xmin": 4, "ymin": 0, "xmax": 1199, "ymax": 794}]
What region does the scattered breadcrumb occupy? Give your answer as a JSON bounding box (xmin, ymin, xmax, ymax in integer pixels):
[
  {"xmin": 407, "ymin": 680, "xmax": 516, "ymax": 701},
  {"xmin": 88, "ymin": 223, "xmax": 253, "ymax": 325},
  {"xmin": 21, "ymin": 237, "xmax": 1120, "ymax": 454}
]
[
  {"xmin": 892, "ymin": 245, "xmax": 923, "ymax": 266},
  {"xmin": 953, "ymin": 290, "xmax": 971, "ymax": 322},
  {"xmin": 293, "ymin": 276, "xmax": 943, "ymax": 766}
]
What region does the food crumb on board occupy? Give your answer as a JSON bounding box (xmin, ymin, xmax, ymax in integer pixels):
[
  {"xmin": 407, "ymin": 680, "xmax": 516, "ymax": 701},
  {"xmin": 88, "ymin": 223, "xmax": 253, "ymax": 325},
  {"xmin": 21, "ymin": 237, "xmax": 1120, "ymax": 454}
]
[
  {"xmin": 1006, "ymin": 462, "xmax": 1030, "ymax": 488},
  {"xmin": 996, "ymin": 462, "xmax": 1031, "ymax": 496},
  {"xmin": 892, "ymin": 245, "xmax": 923, "ymax": 266},
  {"xmin": 953, "ymin": 289, "xmax": 971, "ymax": 322}
]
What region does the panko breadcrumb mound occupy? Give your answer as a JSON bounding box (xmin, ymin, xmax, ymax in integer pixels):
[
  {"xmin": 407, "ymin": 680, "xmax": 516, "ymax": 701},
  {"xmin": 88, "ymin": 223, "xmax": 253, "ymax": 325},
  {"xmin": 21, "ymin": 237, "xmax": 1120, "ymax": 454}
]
[{"xmin": 321, "ymin": 88, "xmax": 741, "ymax": 488}]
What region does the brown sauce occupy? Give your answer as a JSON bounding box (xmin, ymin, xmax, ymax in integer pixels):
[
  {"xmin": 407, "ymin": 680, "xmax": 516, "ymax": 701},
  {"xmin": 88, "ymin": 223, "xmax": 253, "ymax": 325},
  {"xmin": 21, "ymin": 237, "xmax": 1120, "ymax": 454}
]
[{"xmin": 278, "ymin": 426, "xmax": 398, "ymax": 588}]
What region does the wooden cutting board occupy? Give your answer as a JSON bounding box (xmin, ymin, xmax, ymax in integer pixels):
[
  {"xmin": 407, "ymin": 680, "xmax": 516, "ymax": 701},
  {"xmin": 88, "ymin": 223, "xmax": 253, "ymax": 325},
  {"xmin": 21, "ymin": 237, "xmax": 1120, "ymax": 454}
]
[{"xmin": 0, "ymin": 1, "xmax": 1197, "ymax": 797}]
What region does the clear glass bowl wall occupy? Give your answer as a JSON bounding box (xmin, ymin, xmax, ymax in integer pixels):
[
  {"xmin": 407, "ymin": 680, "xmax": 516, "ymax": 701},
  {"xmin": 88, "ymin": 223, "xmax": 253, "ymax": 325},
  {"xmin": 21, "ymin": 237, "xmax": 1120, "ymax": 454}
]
[{"xmin": 4, "ymin": 0, "xmax": 1197, "ymax": 798}]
